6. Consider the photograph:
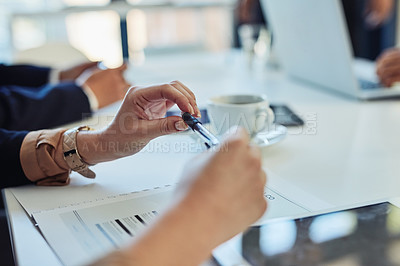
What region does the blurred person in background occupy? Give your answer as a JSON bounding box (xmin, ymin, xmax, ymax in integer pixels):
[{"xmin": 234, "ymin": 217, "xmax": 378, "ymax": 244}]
[
  {"xmin": 0, "ymin": 61, "xmax": 130, "ymax": 131},
  {"xmin": 234, "ymin": 0, "xmax": 396, "ymax": 59},
  {"xmin": 233, "ymin": 0, "xmax": 267, "ymax": 48},
  {"xmin": 342, "ymin": 0, "xmax": 397, "ymax": 60},
  {"xmin": 235, "ymin": 0, "xmax": 398, "ymax": 88},
  {"xmin": 343, "ymin": 0, "xmax": 400, "ymax": 87}
]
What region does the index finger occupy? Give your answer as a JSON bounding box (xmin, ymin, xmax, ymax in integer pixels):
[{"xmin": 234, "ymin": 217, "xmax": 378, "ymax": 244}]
[
  {"xmin": 154, "ymin": 84, "xmax": 195, "ymax": 114},
  {"xmin": 170, "ymin": 81, "xmax": 200, "ymax": 116}
]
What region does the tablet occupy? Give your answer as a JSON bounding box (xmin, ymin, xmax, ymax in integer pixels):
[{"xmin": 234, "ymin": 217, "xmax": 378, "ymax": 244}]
[{"xmin": 217, "ymin": 202, "xmax": 400, "ymax": 265}]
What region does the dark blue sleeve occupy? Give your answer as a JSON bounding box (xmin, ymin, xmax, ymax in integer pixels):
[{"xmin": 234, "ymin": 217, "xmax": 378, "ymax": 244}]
[
  {"xmin": 0, "ymin": 82, "xmax": 92, "ymax": 131},
  {"xmin": 0, "ymin": 129, "xmax": 31, "ymax": 188},
  {"xmin": 0, "ymin": 64, "xmax": 51, "ymax": 87}
]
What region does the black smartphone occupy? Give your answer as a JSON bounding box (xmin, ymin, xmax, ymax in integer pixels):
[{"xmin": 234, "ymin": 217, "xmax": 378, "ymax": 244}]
[{"xmin": 270, "ymin": 104, "xmax": 304, "ymax": 126}]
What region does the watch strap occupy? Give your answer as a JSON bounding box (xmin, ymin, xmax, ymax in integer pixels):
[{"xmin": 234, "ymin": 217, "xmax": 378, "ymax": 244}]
[{"xmin": 62, "ymin": 126, "xmax": 96, "ymax": 179}]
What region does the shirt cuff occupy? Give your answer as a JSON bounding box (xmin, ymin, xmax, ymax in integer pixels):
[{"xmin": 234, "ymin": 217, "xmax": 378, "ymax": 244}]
[
  {"xmin": 51, "ymin": 68, "xmax": 99, "ymax": 112},
  {"xmin": 48, "ymin": 68, "xmax": 61, "ymax": 85},
  {"xmin": 80, "ymin": 83, "xmax": 99, "ymax": 112},
  {"xmin": 20, "ymin": 129, "xmax": 71, "ymax": 186}
]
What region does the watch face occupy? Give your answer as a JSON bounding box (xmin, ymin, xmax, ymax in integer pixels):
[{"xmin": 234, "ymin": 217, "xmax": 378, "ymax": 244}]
[{"xmin": 63, "ymin": 149, "xmax": 77, "ymax": 157}]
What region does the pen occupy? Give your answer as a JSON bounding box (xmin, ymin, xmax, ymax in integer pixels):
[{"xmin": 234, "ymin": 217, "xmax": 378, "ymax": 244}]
[
  {"xmin": 182, "ymin": 112, "xmax": 220, "ymax": 149},
  {"xmin": 97, "ymin": 61, "xmax": 107, "ymax": 70}
]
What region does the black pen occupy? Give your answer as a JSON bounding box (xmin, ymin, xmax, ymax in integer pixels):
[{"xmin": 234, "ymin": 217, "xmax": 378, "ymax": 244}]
[{"xmin": 182, "ymin": 112, "xmax": 220, "ymax": 149}]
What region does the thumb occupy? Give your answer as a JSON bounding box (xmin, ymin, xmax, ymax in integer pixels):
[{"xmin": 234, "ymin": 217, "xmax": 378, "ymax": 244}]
[
  {"xmin": 141, "ymin": 116, "xmax": 189, "ymax": 138},
  {"xmin": 115, "ymin": 63, "xmax": 128, "ymax": 72},
  {"xmin": 80, "ymin": 61, "xmax": 98, "ymax": 71}
]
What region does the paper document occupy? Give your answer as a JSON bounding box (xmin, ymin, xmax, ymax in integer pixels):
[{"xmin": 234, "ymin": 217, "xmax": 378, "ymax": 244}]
[
  {"xmin": 33, "ymin": 186, "xmax": 174, "ymax": 265},
  {"xmin": 26, "ymin": 170, "xmax": 332, "ymax": 265}
]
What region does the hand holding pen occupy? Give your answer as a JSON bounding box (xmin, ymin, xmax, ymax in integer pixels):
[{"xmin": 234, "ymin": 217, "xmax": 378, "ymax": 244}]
[{"xmin": 182, "ymin": 112, "xmax": 220, "ymax": 149}]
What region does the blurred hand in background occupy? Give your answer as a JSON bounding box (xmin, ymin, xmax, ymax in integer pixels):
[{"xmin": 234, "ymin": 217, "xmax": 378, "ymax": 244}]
[
  {"xmin": 59, "ymin": 61, "xmax": 98, "ymax": 81},
  {"xmin": 83, "ymin": 64, "xmax": 130, "ymax": 109},
  {"xmin": 364, "ymin": 0, "xmax": 394, "ymax": 28},
  {"xmin": 376, "ymin": 47, "xmax": 400, "ymax": 87},
  {"xmin": 60, "ymin": 61, "xmax": 130, "ymax": 109}
]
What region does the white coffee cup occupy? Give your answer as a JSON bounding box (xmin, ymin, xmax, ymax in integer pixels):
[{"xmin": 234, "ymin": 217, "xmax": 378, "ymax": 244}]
[{"xmin": 207, "ymin": 94, "xmax": 275, "ymax": 136}]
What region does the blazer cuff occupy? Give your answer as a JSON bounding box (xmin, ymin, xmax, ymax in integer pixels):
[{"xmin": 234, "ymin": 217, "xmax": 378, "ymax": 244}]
[
  {"xmin": 20, "ymin": 129, "xmax": 71, "ymax": 186},
  {"xmin": 48, "ymin": 68, "xmax": 61, "ymax": 85}
]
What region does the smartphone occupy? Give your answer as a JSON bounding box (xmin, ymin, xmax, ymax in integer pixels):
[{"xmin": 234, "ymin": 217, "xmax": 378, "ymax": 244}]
[{"xmin": 270, "ymin": 104, "xmax": 304, "ymax": 126}]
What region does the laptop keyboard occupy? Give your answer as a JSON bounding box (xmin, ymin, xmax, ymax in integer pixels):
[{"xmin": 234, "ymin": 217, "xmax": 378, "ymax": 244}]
[{"xmin": 358, "ymin": 79, "xmax": 381, "ymax": 90}]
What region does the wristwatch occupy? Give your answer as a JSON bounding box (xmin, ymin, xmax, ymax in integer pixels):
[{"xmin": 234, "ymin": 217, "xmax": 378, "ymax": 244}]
[{"xmin": 62, "ymin": 126, "xmax": 96, "ymax": 179}]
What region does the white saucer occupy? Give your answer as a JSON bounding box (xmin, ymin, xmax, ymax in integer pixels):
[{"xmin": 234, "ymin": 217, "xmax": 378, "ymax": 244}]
[
  {"xmin": 251, "ymin": 124, "xmax": 287, "ymax": 147},
  {"xmin": 185, "ymin": 123, "xmax": 287, "ymax": 148}
]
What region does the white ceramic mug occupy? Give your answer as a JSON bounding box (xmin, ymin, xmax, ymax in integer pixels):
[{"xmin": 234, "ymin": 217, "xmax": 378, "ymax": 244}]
[{"xmin": 207, "ymin": 94, "xmax": 275, "ymax": 136}]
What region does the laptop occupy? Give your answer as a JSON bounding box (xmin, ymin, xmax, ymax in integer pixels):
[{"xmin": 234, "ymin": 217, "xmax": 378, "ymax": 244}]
[{"xmin": 260, "ymin": 0, "xmax": 400, "ymax": 99}]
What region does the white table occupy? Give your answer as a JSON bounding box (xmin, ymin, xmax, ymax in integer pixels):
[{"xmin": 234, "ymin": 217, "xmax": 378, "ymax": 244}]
[{"xmin": 5, "ymin": 50, "xmax": 400, "ymax": 265}]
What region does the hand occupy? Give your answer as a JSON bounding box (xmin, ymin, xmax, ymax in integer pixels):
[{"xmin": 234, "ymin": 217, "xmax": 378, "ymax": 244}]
[
  {"xmin": 111, "ymin": 128, "xmax": 267, "ymax": 265},
  {"xmin": 59, "ymin": 61, "xmax": 98, "ymax": 81},
  {"xmin": 83, "ymin": 64, "xmax": 131, "ymax": 109},
  {"xmin": 376, "ymin": 47, "xmax": 400, "ymax": 87},
  {"xmin": 177, "ymin": 127, "xmax": 267, "ymax": 245},
  {"xmin": 77, "ymin": 81, "xmax": 200, "ymax": 164},
  {"xmin": 364, "ymin": 0, "xmax": 394, "ymax": 28}
]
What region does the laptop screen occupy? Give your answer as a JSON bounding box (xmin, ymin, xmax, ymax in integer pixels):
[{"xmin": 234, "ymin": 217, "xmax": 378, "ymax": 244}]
[{"xmin": 260, "ymin": 0, "xmax": 360, "ymax": 98}]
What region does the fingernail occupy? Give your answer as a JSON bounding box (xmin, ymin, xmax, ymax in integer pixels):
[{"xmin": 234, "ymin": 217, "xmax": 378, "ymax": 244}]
[
  {"xmin": 196, "ymin": 107, "xmax": 201, "ymax": 117},
  {"xmin": 175, "ymin": 121, "xmax": 188, "ymax": 131}
]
